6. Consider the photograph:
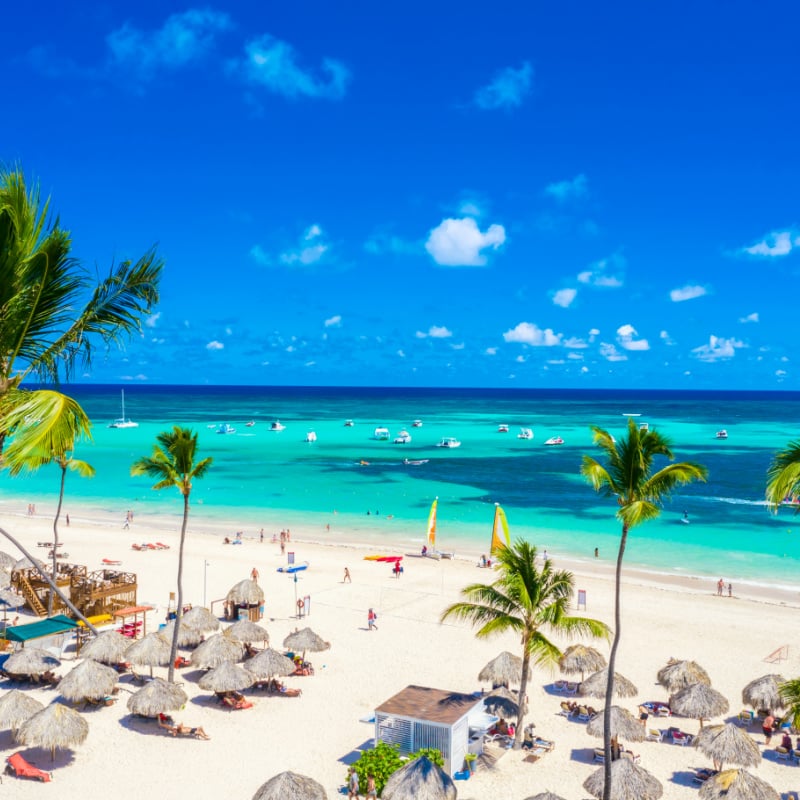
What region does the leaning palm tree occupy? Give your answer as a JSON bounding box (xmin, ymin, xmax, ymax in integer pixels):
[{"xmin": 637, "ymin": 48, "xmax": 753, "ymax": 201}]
[
  {"xmin": 766, "ymin": 440, "xmax": 800, "ymax": 512},
  {"xmin": 132, "ymin": 427, "xmax": 212, "ymax": 682},
  {"xmin": 3, "ymin": 390, "xmax": 95, "ymax": 615},
  {"xmin": 582, "ymin": 418, "xmax": 707, "ymax": 800},
  {"xmin": 778, "ymin": 678, "xmax": 800, "ymax": 729},
  {"xmin": 441, "ymin": 538, "xmax": 609, "ymax": 748}
]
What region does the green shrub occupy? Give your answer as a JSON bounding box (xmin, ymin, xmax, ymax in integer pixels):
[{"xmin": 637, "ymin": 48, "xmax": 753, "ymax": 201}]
[{"xmin": 347, "ymin": 743, "xmax": 444, "ymax": 796}]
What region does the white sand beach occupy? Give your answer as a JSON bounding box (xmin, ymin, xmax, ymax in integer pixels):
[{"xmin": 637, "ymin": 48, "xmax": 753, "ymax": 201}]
[{"xmin": 2, "ymin": 505, "xmax": 800, "ymax": 800}]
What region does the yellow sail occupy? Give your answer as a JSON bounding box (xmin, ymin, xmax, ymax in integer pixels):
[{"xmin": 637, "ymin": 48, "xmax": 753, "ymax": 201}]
[
  {"xmin": 426, "ymin": 497, "xmax": 438, "ymax": 548},
  {"xmin": 490, "ymin": 503, "xmax": 510, "ymax": 554}
]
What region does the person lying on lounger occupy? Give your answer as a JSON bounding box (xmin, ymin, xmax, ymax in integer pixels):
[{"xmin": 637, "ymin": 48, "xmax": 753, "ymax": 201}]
[{"xmin": 158, "ymin": 713, "xmax": 210, "ymax": 739}]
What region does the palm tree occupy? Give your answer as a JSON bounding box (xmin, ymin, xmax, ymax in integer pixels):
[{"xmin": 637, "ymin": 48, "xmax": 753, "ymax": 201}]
[
  {"xmin": 779, "ymin": 679, "xmax": 800, "ymax": 729},
  {"xmin": 132, "ymin": 427, "xmax": 212, "ymax": 682},
  {"xmin": 766, "ymin": 440, "xmax": 800, "ymax": 511},
  {"xmin": 441, "ymin": 539, "xmax": 609, "ymax": 748},
  {"xmin": 1, "ymin": 390, "xmax": 98, "ymax": 628},
  {"xmin": 582, "ymin": 418, "xmax": 707, "ymax": 800},
  {"xmin": 0, "ymin": 166, "xmax": 162, "ymax": 451}
]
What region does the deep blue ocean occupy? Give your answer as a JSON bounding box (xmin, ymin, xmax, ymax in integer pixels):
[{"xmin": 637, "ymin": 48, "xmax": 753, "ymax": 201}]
[{"xmin": 2, "ymin": 385, "xmax": 799, "ymax": 589}]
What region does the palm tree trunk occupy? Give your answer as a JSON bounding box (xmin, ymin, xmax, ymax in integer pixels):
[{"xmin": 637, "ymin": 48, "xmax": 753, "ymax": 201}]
[
  {"xmin": 602, "ymin": 523, "xmax": 628, "ymax": 800},
  {"xmin": 167, "ymin": 492, "xmax": 190, "ymax": 683},
  {"xmin": 513, "ymin": 643, "xmax": 532, "ymax": 749},
  {"xmin": 48, "ymin": 464, "xmax": 66, "ymax": 616},
  {"xmin": 0, "ymin": 524, "xmax": 97, "ymax": 633}
]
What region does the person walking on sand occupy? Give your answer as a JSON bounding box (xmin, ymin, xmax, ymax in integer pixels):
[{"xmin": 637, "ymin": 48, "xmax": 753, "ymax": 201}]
[
  {"xmin": 366, "ymin": 774, "xmax": 377, "ymax": 799},
  {"xmin": 368, "ymin": 608, "xmax": 378, "ymax": 631},
  {"xmin": 347, "ymin": 767, "xmax": 359, "ymax": 799},
  {"xmin": 343, "ymin": 567, "xmax": 351, "ymax": 583},
  {"xmin": 250, "ymin": 566, "xmax": 259, "ymax": 582},
  {"xmin": 728, "ymin": 582, "xmax": 732, "ymax": 597},
  {"xmin": 717, "ymin": 578, "xmax": 724, "ymax": 596}
]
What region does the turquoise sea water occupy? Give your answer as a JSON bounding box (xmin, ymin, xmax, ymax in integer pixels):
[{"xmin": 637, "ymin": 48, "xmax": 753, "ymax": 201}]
[{"xmin": 2, "ymin": 385, "xmax": 800, "ymax": 589}]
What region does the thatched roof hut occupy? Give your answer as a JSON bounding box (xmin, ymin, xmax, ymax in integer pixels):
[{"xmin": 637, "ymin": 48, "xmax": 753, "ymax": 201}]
[
  {"xmin": 160, "ymin": 620, "xmax": 205, "ymax": 647},
  {"xmin": 478, "ymin": 651, "xmax": 522, "ymax": 687},
  {"xmin": 670, "ymin": 683, "xmax": 729, "ymax": 728},
  {"xmin": 244, "ymin": 648, "xmax": 296, "ymax": 679},
  {"xmin": 381, "ymin": 755, "xmax": 457, "ymax": 800},
  {"xmin": 226, "ymin": 579, "xmax": 264, "ymax": 606},
  {"xmin": 59, "ymin": 659, "xmax": 118, "ymax": 702},
  {"xmin": 559, "ymin": 644, "xmax": 607, "ymax": 680},
  {"xmin": 657, "ymin": 659, "xmax": 711, "ymax": 694},
  {"xmin": 251, "ymin": 770, "xmax": 327, "ymax": 800},
  {"xmin": 80, "ymin": 630, "xmax": 131, "ymax": 665},
  {"xmin": 586, "ymin": 706, "xmax": 646, "ymax": 742},
  {"xmin": 0, "ymin": 550, "xmax": 17, "ymax": 571},
  {"xmin": 125, "ymin": 632, "xmax": 171, "ymax": 675},
  {"xmin": 226, "ymin": 619, "xmax": 269, "ymax": 644},
  {"xmin": 181, "ymin": 606, "xmax": 220, "ymax": 633},
  {"xmin": 283, "ymin": 627, "xmax": 330, "ymax": 660},
  {"xmin": 191, "ymin": 633, "xmax": 243, "ymax": 669},
  {"xmin": 127, "ymin": 677, "xmax": 188, "ymax": 717},
  {"xmin": 4, "ymin": 647, "xmax": 60, "ymax": 676},
  {"xmin": 694, "ymin": 723, "xmax": 761, "ymax": 771},
  {"xmin": 579, "ymin": 669, "xmax": 637, "ymax": 700},
  {"xmin": 742, "ymin": 674, "xmax": 785, "ymax": 712},
  {"xmin": 583, "ymin": 756, "xmax": 663, "ymax": 799},
  {"xmin": 483, "ymin": 686, "xmax": 524, "ymax": 718},
  {"xmin": 15, "ymin": 703, "xmax": 89, "ymax": 760},
  {"xmin": 198, "ymin": 660, "xmax": 254, "ymax": 693},
  {"xmin": 0, "ymin": 689, "xmax": 44, "ymax": 732},
  {"xmin": 698, "ymin": 768, "xmax": 779, "ymax": 800}
]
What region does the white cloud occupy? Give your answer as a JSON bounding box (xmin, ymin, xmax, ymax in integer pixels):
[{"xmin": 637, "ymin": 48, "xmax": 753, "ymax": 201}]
[
  {"xmin": 577, "ymin": 254, "xmax": 624, "ymax": 288},
  {"xmin": 397, "ymin": 349, "xmax": 406, "ymax": 358},
  {"xmin": 324, "ymin": 315, "xmax": 341, "ymax": 328},
  {"xmin": 670, "ymin": 284, "xmax": 707, "ymax": 302},
  {"xmin": 567, "ymin": 352, "xmax": 584, "ymax": 360},
  {"xmin": 691, "ymin": 335, "xmax": 745, "ymax": 362},
  {"xmin": 420, "ymin": 325, "xmax": 452, "ymax": 339},
  {"xmin": 660, "ymin": 330, "xmax": 675, "ymax": 345},
  {"xmin": 581, "ymin": 365, "xmax": 589, "ymax": 373},
  {"xmin": 230, "ymin": 34, "xmax": 350, "ymax": 100},
  {"xmin": 485, "ymin": 347, "xmax": 498, "ymax": 356},
  {"xmin": 450, "ymin": 342, "xmax": 465, "ymax": 350},
  {"xmin": 588, "ymin": 328, "xmax": 600, "ymax": 343},
  {"xmin": 600, "ymin": 342, "xmax": 627, "ymax": 362},
  {"xmin": 206, "ymin": 340, "xmax": 224, "ymax": 351},
  {"xmin": 742, "ymin": 230, "xmax": 799, "ymax": 257},
  {"xmin": 563, "ymin": 337, "xmax": 587, "ymax": 349},
  {"xmin": 425, "ymin": 217, "xmax": 506, "ymax": 266},
  {"xmin": 545, "ymin": 174, "xmax": 588, "ymax": 202},
  {"xmin": 739, "ymin": 312, "xmax": 759, "ymax": 324},
  {"xmin": 776, "ymin": 369, "xmax": 787, "ymax": 377},
  {"xmin": 304, "ymin": 361, "xmax": 316, "ymax": 367},
  {"xmin": 503, "ymin": 322, "xmax": 562, "ymax": 347},
  {"xmin": 280, "ymin": 224, "xmax": 329, "ymax": 266},
  {"xmin": 459, "ymin": 201, "xmax": 481, "ymax": 217},
  {"xmin": 107, "ymin": 9, "xmax": 231, "ymax": 79},
  {"xmin": 145, "ymin": 312, "xmax": 161, "ymax": 328},
  {"xmin": 515, "ymin": 354, "xmax": 526, "ymax": 363},
  {"xmin": 616, "ymin": 324, "xmax": 650, "ymax": 351},
  {"xmin": 552, "ymin": 288, "xmax": 577, "ymax": 308},
  {"xmin": 474, "ymin": 62, "xmax": 533, "ymax": 110}
]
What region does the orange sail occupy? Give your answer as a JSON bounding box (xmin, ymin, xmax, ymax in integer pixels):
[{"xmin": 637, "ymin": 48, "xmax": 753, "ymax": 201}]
[
  {"xmin": 490, "ymin": 503, "xmax": 510, "ymax": 554},
  {"xmin": 426, "ymin": 497, "xmax": 438, "ymax": 549}
]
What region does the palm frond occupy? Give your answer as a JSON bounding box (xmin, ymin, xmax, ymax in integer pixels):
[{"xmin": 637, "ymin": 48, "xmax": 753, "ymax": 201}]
[{"xmin": 766, "ymin": 442, "xmax": 800, "ymax": 511}]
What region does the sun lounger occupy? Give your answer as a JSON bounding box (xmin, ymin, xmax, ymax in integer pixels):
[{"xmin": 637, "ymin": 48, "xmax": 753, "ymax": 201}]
[
  {"xmin": 5, "ymin": 752, "xmax": 52, "ymax": 782},
  {"xmin": 775, "ymin": 746, "xmax": 791, "ymax": 762},
  {"xmin": 534, "ymin": 738, "xmax": 555, "ymax": 751},
  {"xmin": 220, "ymin": 695, "xmax": 253, "ymax": 710},
  {"xmin": 692, "ymin": 768, "xmax": 719, "ymax": 784},
  {"xmin": 671, "ymin": 730, "xmax": 691, "ymax": 745},
  {"xmin": 593, "ymin": 747, "xmax": 605, "ymax": 762},
  {"xmin": 558, "ymin": 701, "xmax": 575, "ymax": 717},
  {"xmin": 565, "ymin": 682, "xmax": 579, "ymax": 695},
  {"xmin": 131, "ymin": 543, "xmax": 146, "ymax": 551},
  {"xmin": 553, "ymin": 680, "xmax": 568, "ymax": 692},
  {"xmin": 155, "ymin": 542, "xmax": 170, "ymax": 549},
  {"xmin": 737, "ymin": 709, "xmax": 755, "ymax": 725},
  {"xmin": 620, "ymin": 750, "xmax": 640, "ymax": 763},
  {"xmin": 102, "ymin": 558, "xmax": 122, "ymax": 565},
  {"xmin": 577, "ymin": 706, "xmax": 592, "ymax": 722},
  {"xmin": 645, "ymin": 728, "xmax": 663, "ymax": 742}
]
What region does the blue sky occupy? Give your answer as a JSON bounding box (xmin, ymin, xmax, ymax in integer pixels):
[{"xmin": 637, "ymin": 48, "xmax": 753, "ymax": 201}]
[{"xmin": 6, "ymin": 1, "xmax": 800, "ymax": 389}]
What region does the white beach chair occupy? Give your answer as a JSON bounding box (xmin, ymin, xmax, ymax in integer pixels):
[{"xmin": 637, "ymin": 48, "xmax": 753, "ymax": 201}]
[
  {"xmin": 672, "ymin": 731, "xmax": 690, "ymax": 745},
  {"xmin": 775, "ymin": 746, "xmax": 790, "ymax": 762},
  {"xmin": 577, "ymin": 707, "xmax": 591, "ymax": 722},
  {"xmin": 645, "ymin": 728, "xmax": 663, "ymax": 742},
  {"xmin": 737, "ymin": 709, "xmax": 754, "ymax": 726},
  {"xmin": 593, "ymin": 747, "xmax": 605, "ymax": 763}
]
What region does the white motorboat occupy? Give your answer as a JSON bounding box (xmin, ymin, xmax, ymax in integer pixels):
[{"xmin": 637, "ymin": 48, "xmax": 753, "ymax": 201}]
[
  {"xmin": 716, "ymin": 429, "xmax": 728, "ymax": 439},
  {"xmin": 436, "ymin": 437, "xmax": 461, "ymax": 448},
  {"xmin": 108, "ymin": 390, "xmax": 138, "ymax": 429},
  {"xmin": 412, "ymin": 420, "xmax": 423, "ymax": 428},
  {"xmin": 373, "ymin": 427, "xmax": 390, "ymax": 440},
  {"xmin": 216, "ymin": 423, "xmax": 236, "ymax": 435},
  {"xmin": 394, "ymin": 430, "xmax": 412, "ymax": 444},
  {"xmin": 305, "ymin": 430, "xmax": 317, "ymax": 442},
  {"xmin": 544, "ymin": 436, "xmax": 564, "ymax": 446},
  {"xmin": 497, "ymin": 424, "xmax": 509, "ymax": 433},
  {"xmin": 344, "ymin": 419, "xmax": 354, "ymax": 427},
  {"xmin": 639, "ymin": 422, "xmax": 649, "ymax": 432},
  {"xmin": 270, "ymin": 420, "xmax": 286, "ymax": 431},
  {"xmin": 517, "ymin": 428, "xmax": 534, "ymax": 440},
  {"xmin": 403, "ymin": 458, "xmax": 429, "ymax": 466},
  {"xmin": 245, "ymin": 420, "xmax": 255, "ymax": 427}
]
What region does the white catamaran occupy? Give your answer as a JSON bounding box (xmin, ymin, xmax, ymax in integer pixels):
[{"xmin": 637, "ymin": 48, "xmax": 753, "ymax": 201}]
[{"xmin": 108, "ymin": 390, "xmax": 138, "ymax": 429}]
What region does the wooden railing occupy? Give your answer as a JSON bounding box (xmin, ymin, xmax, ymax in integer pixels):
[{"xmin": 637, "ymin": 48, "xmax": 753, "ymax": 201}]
[{"xmin": 14, "ymin": 571, "xmax": 47, "ymax": 617}]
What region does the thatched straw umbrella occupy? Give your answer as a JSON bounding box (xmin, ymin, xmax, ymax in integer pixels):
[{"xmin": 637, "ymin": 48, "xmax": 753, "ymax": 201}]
[
  {"xmin": 181, "ymin": 606, "xmax": 220, "ymax": 633},
  {"xmin": 670, "ymin": 683, "xmax": 729, "ymax": 729},
  {"xmin": 160, "ymin": 620, "xmax": 205, "ymax": 647},
  {"xmin": 0, "ymin": 571, "xmax": 13, "ymax": 590},
  {"xmin": 0, "ymin": 690, "xmax": 44, "ymax": 733},
  {"xmin": 125, "ymin": 632, "xmax": 171, "ymax": 677},
  {"xmin": 252, "ymin": 770, "xmax": 327, "ymax": 800},
  {"xmin": 4, "ymin": 647, "xmax": 60, "ymax": 676},
  {"xmin": 226, "ymin": 579, "xmax": 264, "ymax": 606},
  {"xmin": 244, "ymin": 648, "xmax": 296, "ymax": 680},
  {"xmin": 583, "ymin": 756, "xmax": 663, "ymax": 800},
  {"xmin": 0, "ymin": 550, "xmax": 17, "ymax": 572},
  {"xmin": 694, "ymin": 723, "xmax": 761, "ymax": 771},
  {"xmin": 282, "ymin": 627, "xmax": 330, "ymax": 661},
  {"xmin": 657, "ymin": 659, "xmax": 711, "ymax": 694},
  {"xmin": 586, "ymin": 706, "xmax": 646, "ymax": 743},
  {"xmin": 127, "ymin": 677, "xmax": 188, "ymax": 717},
  {"xmin": 0, "ymin": 587, "xmax": 23, "ymax": 623},
  {"xmin": 524, "ymin": 794, "xmax": 567, "ymax": 800},
  {"xmin": 579, "ymin": 669, "xmax": 637, "ymax": 700},
  {"xmin": 198, "ymin": 660, "xmax": 254, "ymax": 694},
  {"xmin": 559, "ymin": 644, "xmax": 607, "ymax": 681},
  {"xmin": 382, "ymin": 755, "xmax": 457, "ymax": 800},
  {"xmin": 13, "ymin": 556, "xmax": 47, "ymax": 572},
  {"xmin": 191, "ymin": 632, "xmax": 243, "ymax": 669},
  {"xmin": 742, "ymin": 674, "xmax": 785, "ymax": 712},
  {"xmin": 483, "ymin": 686, "xmax": 524, "ymax": 718},
  {"xmin": 698, "ymin": 768, "xmax": 779, "ymax": 800},
  {"xmin": 226, "ymin": 619, "xmax": 269, "ymax": 645},
  {"xmin": 59, "ymin": 659, "xmax": 118, "ymax": 703},
  {"xmin": 80, "ymin": 630, "xmax": 131, "ymax": 665},
  {"xmin": 478, "ymin": 651, "xmax": 522, "ymax": 688},
  {"xmin": 15, "ymin": 703, "xmax": 89, "ymax": 760}
]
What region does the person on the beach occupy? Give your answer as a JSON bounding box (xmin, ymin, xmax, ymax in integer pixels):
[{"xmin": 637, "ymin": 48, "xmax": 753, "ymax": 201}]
[
  {"xmin": 250, "ymin": 566, "xmax": 259, "ymax": 582},
  {"xmin": 368, "ymin": 608, "xmax": 377, "ymax": 631},
  {"xmin": 158, "ymin": 713, "xmax": 210, "ymax": 739},
  {"xmin": 594, "ymin": 547, "xmax": 598, "ymax": 558},
  {"xmin": 781, "ymin": 731, "xmax": 792, "ymax": 750},
  {"xmin": 365, "ymin": 774, "xmax": 377, "ymax": 799},
  {"xmin": 717, "ymin": 578, "xmax": 724, "ymax": 596},
  {"xmin": 763, "ymin": 712, "xmax": 775, "ymax": 743},
  {"xmin": 66, "ymin": 513, "xmax": 70, "ymax": 526},
  {"xmin": 347, "ymin": 767, "xmax": 359, "ymax": 799},
  {"xmin": 259, "ymin": 529, "xmax": 264, "ymax": 543},
  {"xmin": 343, "ymin": 567, "xmax": 351, "ymax": 583},
  {"xmin": 394, "ymin": 560, "xmax": 401, "ymax": 578},
  {"xmin": 727, "ymin": 582, "xmax": 732, "ymax": 597},
  {"xmin": 638, "ymin": 705, "xmax": 649, "ymax": 725}
]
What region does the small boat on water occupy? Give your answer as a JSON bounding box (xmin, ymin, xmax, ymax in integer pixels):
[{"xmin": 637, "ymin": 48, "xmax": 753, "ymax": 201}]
[
  {"xmin": 108, "ymin": 390, "xmax": 138, "ymax": 429},
  {"xmin": 403, "ymin": 458, "xmax": 429, "ymax": 466},
  {"xmin": 412, "ymin": 420, "xmax": 423, "ymax": 428},
  {"xmin": 497, "ymin": 424, "xmax": 509, "ymax": 433},
  {"xmin": 394, "ymin": 430, "xmax": 412, "ymax": 444},
  {"xmin": 715, "ymin": 429, "xmax": 728, "ymax": 439},
  {"xmin": 270, "ymin": 420, "xmax": 286, "ymax": 431},
  {"xmin": 373, "ymin": 427, "xmax": 390, "ymax": 441},
  {"xmin": 517, "ymin": 428, "xmax": 534, "ymax": 440},
  {"xmin": 305, "ymin": 430, "xmax": 317, "ymax": 443},
  {"xmin": 216, "ymin": 423, "xmax": 236, "ymax": 435},
  {"xmin": 436, "ymin": 437, "xmax": 461, "ymax": 448},
  {"xmin": 344, "ymin": 419, "xmax": 354, "ymax": 427},
  {"xmin": 544, "ymin": 436, "xmax": 564, "ymax": 446},
  {"xmin": 245, "ymin": 420, "xmax": 255, "ymax": 427}
]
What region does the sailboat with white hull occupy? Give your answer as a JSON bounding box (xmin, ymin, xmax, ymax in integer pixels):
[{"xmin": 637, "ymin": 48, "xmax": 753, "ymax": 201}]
[{"xmin": 108, "ymin": 390, "xmax": 138, "ymax": 429}]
